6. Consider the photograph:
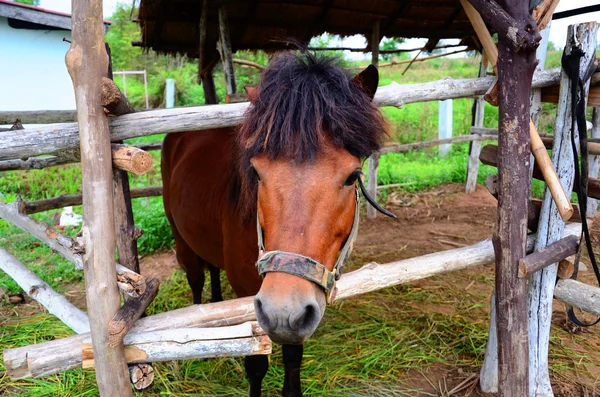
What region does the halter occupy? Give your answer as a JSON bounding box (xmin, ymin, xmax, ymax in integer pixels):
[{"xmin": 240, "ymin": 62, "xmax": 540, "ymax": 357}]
[{"xmin": 256, "ymin": 189, "xmax": 361, "ymax": 303}]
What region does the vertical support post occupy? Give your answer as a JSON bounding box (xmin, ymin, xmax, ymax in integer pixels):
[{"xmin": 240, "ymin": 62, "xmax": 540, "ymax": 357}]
[
  {"xmin": 197, "ymin": 0, "xmax": 207, "ymax": 86},
  {"xmin": 166, "ymin": 79, "xmax": 175, "ymax": 108},
  {"xmin": 527, "ymin": 23, "xmax": 597, "ymax": 397},
  {"xmin": 438, "ymin": 99, "xmax": 453, "ymax": 158},
  {"xmin": 65, "ymin": 1, "xmax": 133, "ymax": 396},
  {"xmin": 143, "ymin": 70, "xmax": 149, "ymax": 109},
  {"xmin": 480, "ymin": 25, "xmax": 550, "ymax": 393},
  {"xmin": 218, "ymin": 6, "xmax": 236, "ymax": 96},
  {"xmin": 587, "ymin": 108, "xmax": 600, "ymax": 218},
  {"xmin": 197, "ymin": 0, "xmax": 218, "ymax": 105},
  {"xmin": 466, "ymin": 53, "xmax": 486, "ymax": 193},
  {"xmin": 366, "ymin": 21, "xmax": 380, "ymax": 219},
  {"xmin": 493, "ymin": 1, "xmax": 539, "ymax": 395}
]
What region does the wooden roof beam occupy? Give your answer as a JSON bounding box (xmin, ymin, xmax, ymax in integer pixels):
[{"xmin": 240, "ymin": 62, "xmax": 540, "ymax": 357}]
[{"xmin": 303, "ymin": 0, "xmax": 334, "ymax": 43}]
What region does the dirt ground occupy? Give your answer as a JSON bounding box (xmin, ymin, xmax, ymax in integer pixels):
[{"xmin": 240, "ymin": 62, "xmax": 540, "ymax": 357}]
[
  {"xmin": 137, "ymin": 183, "xmax": 600, "ymax": 396},
  {"xmin": 4, "ymin": 183, "xmax": 600, "ymax": 396}
]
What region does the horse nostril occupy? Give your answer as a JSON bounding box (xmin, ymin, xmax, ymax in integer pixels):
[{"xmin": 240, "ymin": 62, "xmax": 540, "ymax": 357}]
[
  {"xmin": 254, "ymin": 294, "xmax": 272, "ymax": 331},
  {"xmin": 289, "ymin": 302, "xmax": 318, "ymax": 335}
]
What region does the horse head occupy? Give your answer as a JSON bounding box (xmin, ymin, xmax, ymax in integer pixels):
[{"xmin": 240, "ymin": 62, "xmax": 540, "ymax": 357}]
[{"xmin": 237, "ymin": 52, "xmax": 388, "ymax": 344}]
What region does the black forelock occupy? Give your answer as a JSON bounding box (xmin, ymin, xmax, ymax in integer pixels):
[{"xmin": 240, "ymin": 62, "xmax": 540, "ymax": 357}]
[{"xmin": 234, "ymin": 50, "xmax": 388, "ymax": 220}]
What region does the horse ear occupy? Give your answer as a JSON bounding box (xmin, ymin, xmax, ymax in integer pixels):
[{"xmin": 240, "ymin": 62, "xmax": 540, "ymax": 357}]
[
  {"xmin": 245, "ymin": 86, "xmax": 259, "ymax": 103},
  {"xmin": 352, "ymin": 64, "xmax": 378, "ymax": 101}
]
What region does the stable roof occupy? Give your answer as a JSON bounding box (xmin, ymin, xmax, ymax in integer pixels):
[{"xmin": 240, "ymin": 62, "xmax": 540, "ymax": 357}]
[{"xmin": 136, "ymin": 0, "xmax": 478, "ymax": 66}]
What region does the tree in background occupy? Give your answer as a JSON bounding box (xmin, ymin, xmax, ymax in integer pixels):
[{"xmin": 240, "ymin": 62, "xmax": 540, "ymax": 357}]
[
  {"xmin": 105, "ymin": 3, "xmax": 267, "ymax": 107},
  {"xmin": 14, "ymin": 0, "xmax": 41, "ymax": 5},
  {"xmin": 380, "ymin": 37, "xmax": 406, "ymax": 61}
]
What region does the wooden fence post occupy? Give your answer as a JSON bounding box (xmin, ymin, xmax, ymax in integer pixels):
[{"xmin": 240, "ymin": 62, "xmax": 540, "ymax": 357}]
[
  {"xmin": 527, "ymin": 22, "xmax": 597, "ymax": 396},
  {"xmin": 480, "ymin": 24, "xmax": 550, "ymax": 393},
  {"xmin": 587, "ymin": 107, "xmax": 600, "ymax": 218},
  {"xmin": 463, "ymin": 0, "xmax": 541, "ymax": 395},
  {"xmin": 65, "ymin": 1, "xmax": 133, "ymax": 395},
  {"xmin": 218, "ymin": 6, "xmax": 236, "ymax": 96},
  {"xmin": 366, "ymin": 21, "xmax": 380, "ymax": 219},
  {"xmin": 465, "ymin": 53, "xmax": 486, "ymax": 193}
]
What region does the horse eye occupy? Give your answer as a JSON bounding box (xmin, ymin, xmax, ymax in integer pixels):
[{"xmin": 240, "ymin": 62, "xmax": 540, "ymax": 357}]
[
  {"xmin": 343, "ymin": 171, "xmax": 361, "ymax": 187},
  {"xmin": 250, "ymin": 166, "xmax": 261, "ymax": 181}
]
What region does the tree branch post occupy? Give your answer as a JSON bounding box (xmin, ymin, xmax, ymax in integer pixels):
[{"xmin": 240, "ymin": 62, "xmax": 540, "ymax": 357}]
[
  {"xmin": 527, "ymin": 22, "xmax": 598, "ymax": 396},
  {"xmin": 366, "ymin": 21, "xmax": 381, "ymax": 219},
  {"xmin": 65, "ymin": 1, "xmax": 133, "ymax": 395},
  {"xmin": 491, "ymin": 0, "xmax": 539, "ymax": 395}
]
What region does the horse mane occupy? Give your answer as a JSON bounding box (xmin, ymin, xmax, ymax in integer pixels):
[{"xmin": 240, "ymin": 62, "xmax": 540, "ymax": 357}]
[{"xmin": 233, "ymin": 51, "xmax": 388, "ymax": 221}]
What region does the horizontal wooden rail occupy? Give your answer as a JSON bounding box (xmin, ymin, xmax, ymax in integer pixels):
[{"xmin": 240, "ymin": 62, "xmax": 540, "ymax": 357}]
[
  {"xmin": 379, "ymin": 134, "xmax": 495, "ymax": 155},
  {"xmin": 0, "ymin": 248, "xmax": 90, "ymax": 334},
  {"xmin": 517, "ymin": 235, "xmax": 579, "ymax": 278},
  {"xmin": 0, "ymin": 143, "xmax": 155, "ymax": 173},
  {"xmin": 0, "ymin": 200, "xmax": 147, "ymax": 297},
  {"xmin": 4, "ymin": 222, "xmax": 582, "ymax": 379},
  {"xmin": 480, "ymin": 144, "xmax": 600, "ymax": 201},
  {"xmin": 22, "ymin": 186, "xmax": 162, "ymax": 214},
  {"xmin": 554, "ymin": 279, "xmax": 600, "ymax": 316},
  {"xmin": 0, "ymin": 68, "xmax": 562, "ymax": 162}
]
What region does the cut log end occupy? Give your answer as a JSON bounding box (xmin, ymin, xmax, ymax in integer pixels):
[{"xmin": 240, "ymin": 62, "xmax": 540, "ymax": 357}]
[
  {"xmin": 129, "ymin": 363, "xmax": 154, "ymax": 392},
  {"xmin": 109, "ymin": 278, "xmax": 160, "ymax": 348},
  {"xmin": 101, "ymin": 77, "xmax": 135, "ymax": 116},
  {"xmin": 111, "ymin": 145, "xmax": 153, "ymax": 176}
]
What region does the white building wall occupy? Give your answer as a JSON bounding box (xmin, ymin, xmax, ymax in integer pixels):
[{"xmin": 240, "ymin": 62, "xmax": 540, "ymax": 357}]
[{"xmin": 0, "ymin": 16, "xmax": 74, "ymax": 112}]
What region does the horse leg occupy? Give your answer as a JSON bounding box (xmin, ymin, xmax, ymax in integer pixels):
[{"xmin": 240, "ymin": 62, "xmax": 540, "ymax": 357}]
[
  {"xmin": 207, "ymin": 263, "xmax": 223, "ymax": 302},
  {"xmin": 244, "ymin": 354, "xmax": 269, "ymax": 397},
  {"xmin": 171, "ymin": 234, "xmax": 205, "ymax": 304},
  {"xmin": 282, "ymin": 344, "xmax": 303, "ymax": 397}
]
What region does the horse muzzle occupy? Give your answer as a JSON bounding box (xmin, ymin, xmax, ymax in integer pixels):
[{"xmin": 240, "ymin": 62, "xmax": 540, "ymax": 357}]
[{"xmin": 254, "ymin": 252, "xmax": 329, "ymax": 344}]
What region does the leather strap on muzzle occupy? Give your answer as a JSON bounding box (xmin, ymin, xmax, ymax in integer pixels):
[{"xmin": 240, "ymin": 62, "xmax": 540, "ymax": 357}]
[{"xmin": 256, "ymin": 189, "xmax": 360, "ymax": 303}]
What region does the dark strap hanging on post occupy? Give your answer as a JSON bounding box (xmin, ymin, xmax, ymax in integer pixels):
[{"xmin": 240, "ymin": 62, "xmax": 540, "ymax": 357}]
[{"xmin": 561, "ymin": 47, "xmax": 600, "ymax": 327}]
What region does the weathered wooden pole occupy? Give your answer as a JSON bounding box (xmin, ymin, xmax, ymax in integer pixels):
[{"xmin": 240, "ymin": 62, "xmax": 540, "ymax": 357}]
[
  {"xmin": 527, "ymin": 22, "xmax": 597, "ymax": 396},
  {"xmin": 493, "ymin": 6, "xmax": 538, "ymax": 394},
  {"xmin": 218, "ymin": 6, "xmax": 236, "ymax": 96},
  {"xmin": 465, "ymin": 0, "xmax": 541, "ymax": 395},
  {"xmin": 65, "ymin": 1, "xmax": 133, "ymax": 395},
  {"xmin": 197, "ymin": 0, "xmax": 218, "ymax": 104},
  {"xmin": 587, "ymin": 107, "xmax": 600, "ymax": 218},
  {"xmin": 366, "ymin": 21, "xmax": 381, "ymax": 219},
  {"xmin": 465, "ymin": 53, "xmax": 486, "ymax": 193},
  {"xmin": 480, "ymin": 20, "xmax": 549, "ymax": 393}
]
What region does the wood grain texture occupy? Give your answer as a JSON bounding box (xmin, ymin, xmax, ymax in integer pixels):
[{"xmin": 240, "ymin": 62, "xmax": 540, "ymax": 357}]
[
  {"xmin": 109, "ymin": 279, "xmax": 160, "ymax": 347},
  {"xmin": 128, "ymin": 363, "xmax": 154, "ymax": 392},
  {"xmin": 491, "ymin": 0, "xmax": 539, "ymax": 394},
  {"xmin": 111, "ymin": 144, "xmax": 153, "ymax": 176},
  {"xmin": 101, "ymin": 77, "xmax": 135, "ymax": 116},
  {"xmin": 0, "ymin": 143, "xmax": 160, "ymax": 172},
  {"xmin": 554, "ymin": 279, "xmax": 600, "ymax": 316},
  {"xmin": 65, "ymin": 0, "xmax": 132, "ymax": 393},
  {"xmin": 527, "ymin": 22, "xmax": 598, "ymax": 397},
  {"xmin": 517, "ymin": 235, "xmax": 579, "ymax": 278}
]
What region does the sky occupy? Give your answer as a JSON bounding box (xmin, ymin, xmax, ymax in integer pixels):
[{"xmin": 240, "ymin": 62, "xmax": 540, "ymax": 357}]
[{"xmin": 38, "ymin": 0, "xmax": 600, "ymax": 59}]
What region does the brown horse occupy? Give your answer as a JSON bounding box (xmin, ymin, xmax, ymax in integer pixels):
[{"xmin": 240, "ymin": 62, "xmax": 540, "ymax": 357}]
[{"xmin": 161, "ymin": 52, "xmax": 388, "ymax": 396}]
